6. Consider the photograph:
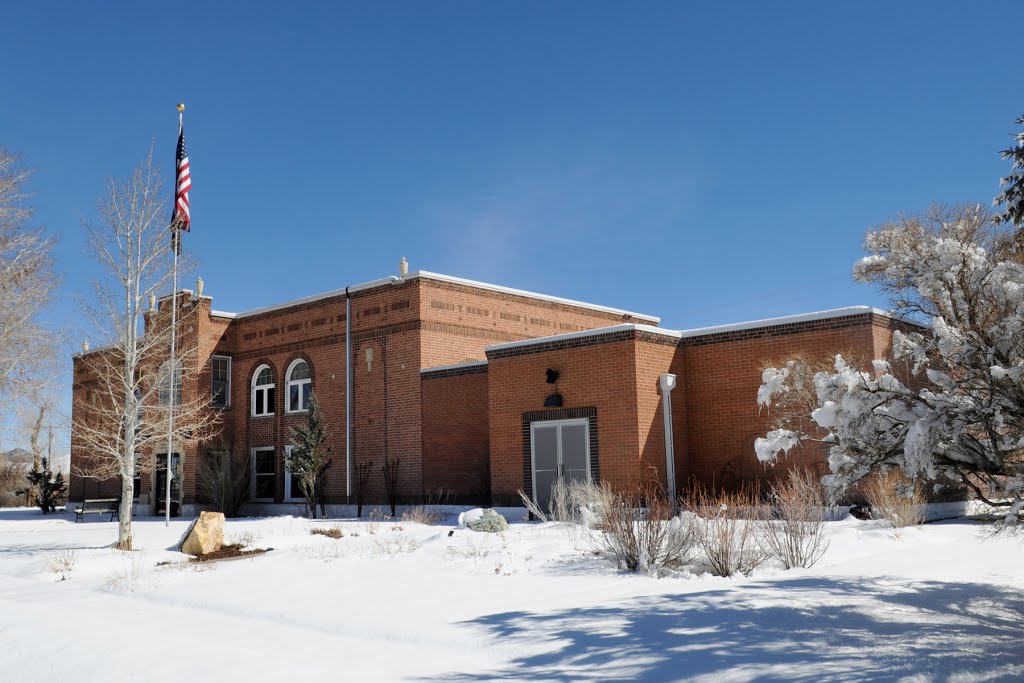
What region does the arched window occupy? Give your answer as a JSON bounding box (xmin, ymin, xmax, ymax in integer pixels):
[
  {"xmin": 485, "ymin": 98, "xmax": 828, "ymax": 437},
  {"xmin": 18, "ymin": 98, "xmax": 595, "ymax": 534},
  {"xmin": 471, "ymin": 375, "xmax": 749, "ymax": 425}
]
[
  {"xmin": 286, "ymin": 359, "xmax": 311, "ymax": 413},
  {"xmin": 251, "ymin": 364, "xmax": 275, "ymax": 417}
]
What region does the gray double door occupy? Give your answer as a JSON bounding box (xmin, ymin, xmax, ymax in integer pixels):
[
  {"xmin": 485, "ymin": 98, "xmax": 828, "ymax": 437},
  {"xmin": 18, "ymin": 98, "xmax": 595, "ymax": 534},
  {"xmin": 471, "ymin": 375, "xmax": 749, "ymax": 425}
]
[{"xmin": 531, "ymin": 419, "xmax": 590, "ymax": 511}]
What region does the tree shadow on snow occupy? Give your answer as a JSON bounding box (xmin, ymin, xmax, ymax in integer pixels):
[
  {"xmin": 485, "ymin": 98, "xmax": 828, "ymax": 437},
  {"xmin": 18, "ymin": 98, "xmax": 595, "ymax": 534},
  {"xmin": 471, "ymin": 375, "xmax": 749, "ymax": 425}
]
[{"xmin": 434, "ymin": 577, "xmax": 1024, "ymax": 682}]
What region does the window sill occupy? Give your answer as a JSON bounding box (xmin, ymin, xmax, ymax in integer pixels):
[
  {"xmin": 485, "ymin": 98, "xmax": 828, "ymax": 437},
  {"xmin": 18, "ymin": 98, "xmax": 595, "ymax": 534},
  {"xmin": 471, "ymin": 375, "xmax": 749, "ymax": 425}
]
[
  {"xmin": 285, "ymin": 409, "xmax": 310, "ymax": 416},
  {"xmin": 250, "ymin": 413, "xmax": 275, "ymax": 419}
]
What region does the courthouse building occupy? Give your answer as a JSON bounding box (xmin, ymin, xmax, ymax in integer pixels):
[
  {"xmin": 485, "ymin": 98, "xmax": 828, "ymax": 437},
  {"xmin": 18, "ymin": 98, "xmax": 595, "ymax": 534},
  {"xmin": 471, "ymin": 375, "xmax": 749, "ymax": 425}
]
[{"xmin": 70, "ymin": 263, "xmax": 904, "ymax": 514}]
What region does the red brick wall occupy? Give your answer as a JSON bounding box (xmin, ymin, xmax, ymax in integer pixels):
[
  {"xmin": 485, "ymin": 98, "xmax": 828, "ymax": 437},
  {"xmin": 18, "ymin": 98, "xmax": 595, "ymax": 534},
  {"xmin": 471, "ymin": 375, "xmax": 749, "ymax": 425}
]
[
  {"xmin": 486, "ymin": 336, "xmax": 641, "ymax": 505},
  {"xmin": 679, "ymin": 315, "xmax": 880, "ymax": 489},
  {"xmin": 421, "ymin": 366, "xmax": 490, "ymax": 503}
]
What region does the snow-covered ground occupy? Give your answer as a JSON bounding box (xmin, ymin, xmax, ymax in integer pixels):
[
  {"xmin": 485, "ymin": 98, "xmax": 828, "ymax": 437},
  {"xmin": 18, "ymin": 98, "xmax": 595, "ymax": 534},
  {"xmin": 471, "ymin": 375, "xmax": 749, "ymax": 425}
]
[{"xmin": 1, "ymin": 508, "xmax": 1022, "ymax": 682}]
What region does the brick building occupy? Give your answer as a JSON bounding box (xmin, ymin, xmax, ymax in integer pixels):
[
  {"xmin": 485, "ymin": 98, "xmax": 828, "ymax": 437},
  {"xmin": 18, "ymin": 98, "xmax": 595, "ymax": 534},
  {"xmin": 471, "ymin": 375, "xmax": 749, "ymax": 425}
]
[{"xmin": 70, "ymin": 266, "xmax": 903, "ymax": 514}]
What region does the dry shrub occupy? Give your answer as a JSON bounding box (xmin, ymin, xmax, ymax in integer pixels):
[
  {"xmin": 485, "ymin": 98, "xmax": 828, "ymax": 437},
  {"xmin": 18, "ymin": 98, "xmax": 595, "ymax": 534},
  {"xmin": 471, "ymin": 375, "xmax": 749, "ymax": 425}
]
[
  {"xmin": 310, "ymin": 525, "xmax": 343, "ymax": 539},
  {"xmin": 105, "ymin": 550, "xmax": 149, "ymax": 593},
  {"xmin": 47, "ymin": 549, "xmax": 78, "ymax": 578},
  {"xmin": 691, "ymin": 484, "xmax": 768, "ymax": 577},
  {"xmin": 864, "ymin": 469, "xmax": 926, "ymax": 528},
  {"xmin": 229, "ymin": 530, "xmax": 259, "ymax": 547},
  {"xmin": 373, "ymin": 532, "xmax": 419, "ymax": 556},
  {"xmin": 597, "ymin": 486, "xmax": 699, "ymax": 574},
  {"xmin": 364, "ymin": 509, "xmax": 387, "ymax": 534},
  {"xmin": 761, "ymin": 468, "xmax": 830, "ymax": 569},
  {"xmin": 518, "ymin": 479, "xmax": 616, "ymax": 526},
  {"xmin": 402, "ymin": 489, "xmax": 455, "ymax": 525},
  {"xmin": 196, "ymin": 450, "xmax": 249, "ymax": 518}
]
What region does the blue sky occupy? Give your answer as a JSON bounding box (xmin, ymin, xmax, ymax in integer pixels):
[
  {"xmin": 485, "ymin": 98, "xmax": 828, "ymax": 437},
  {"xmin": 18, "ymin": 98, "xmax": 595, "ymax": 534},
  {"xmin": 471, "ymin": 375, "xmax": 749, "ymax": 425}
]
[{"xmin": 1, "ymin": 1, "xmax": 1020, "ymax": 448}]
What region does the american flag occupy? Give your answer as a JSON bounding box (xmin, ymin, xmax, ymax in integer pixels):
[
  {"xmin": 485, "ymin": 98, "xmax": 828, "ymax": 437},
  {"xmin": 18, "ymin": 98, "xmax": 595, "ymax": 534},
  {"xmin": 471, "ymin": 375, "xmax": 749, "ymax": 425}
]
[{"xmin": 172, "ymin": 128, "xmax": 191, "ymax": 231}]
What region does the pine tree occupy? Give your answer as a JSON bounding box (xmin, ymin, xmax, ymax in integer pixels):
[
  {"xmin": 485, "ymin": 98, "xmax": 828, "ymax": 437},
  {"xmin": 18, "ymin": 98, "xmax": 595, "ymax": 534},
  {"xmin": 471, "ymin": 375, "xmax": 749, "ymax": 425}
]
[
  {"xmin": 995, "ymin": 114, "xmax": 1024, "ymax": 230},
  {"xmin": 286, "ymin": 393, "xmax": 332, "ymax": 519},
  {"xmin": 24, "ymin": 457, "xmax": 67, "ymax": 514}
]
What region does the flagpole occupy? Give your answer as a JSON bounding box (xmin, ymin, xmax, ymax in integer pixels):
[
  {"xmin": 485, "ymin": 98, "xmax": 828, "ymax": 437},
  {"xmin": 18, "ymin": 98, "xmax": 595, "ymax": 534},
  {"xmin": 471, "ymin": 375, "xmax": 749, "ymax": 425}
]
[{"xmin": 164, "ymin": 103, "xmax": 184, "ymax": 527}]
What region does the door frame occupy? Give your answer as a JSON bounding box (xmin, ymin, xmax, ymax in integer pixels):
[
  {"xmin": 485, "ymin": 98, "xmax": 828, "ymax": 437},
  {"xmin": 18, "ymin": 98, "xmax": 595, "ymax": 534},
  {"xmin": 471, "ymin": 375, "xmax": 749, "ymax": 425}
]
[{"xmin": 529, "ymin": 418, "xmax": 591, "ymax": 508}]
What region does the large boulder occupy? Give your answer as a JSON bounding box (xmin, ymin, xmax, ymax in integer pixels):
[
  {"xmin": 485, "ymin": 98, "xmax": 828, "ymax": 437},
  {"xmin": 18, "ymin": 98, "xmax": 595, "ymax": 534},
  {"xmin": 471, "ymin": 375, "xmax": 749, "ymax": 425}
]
[
  {"xmin": 459, "ymin": 508, "xmax": 508, "ymax": 533},
  {"xmin": 180, "ymin": 511, "xmax": 225, "ymax": 556}
]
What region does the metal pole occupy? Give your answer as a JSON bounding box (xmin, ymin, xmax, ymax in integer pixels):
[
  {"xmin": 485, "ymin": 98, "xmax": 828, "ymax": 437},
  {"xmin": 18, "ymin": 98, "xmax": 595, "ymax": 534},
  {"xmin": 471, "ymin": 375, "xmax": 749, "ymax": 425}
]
[{"xmin": 164, "ymin": 107, "xmax": 183, "ymax": 527}]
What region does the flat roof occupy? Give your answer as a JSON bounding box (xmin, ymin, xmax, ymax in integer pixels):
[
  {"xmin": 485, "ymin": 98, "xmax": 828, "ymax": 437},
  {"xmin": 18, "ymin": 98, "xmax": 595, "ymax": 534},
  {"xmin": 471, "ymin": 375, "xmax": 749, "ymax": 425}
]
[
  {"xmin": 205, "ymin": 270, "xmax": 660, "ymax": 323},
  {"xmin": 484, "ymin": 305, "xmax": 903, "ymax": 354}
]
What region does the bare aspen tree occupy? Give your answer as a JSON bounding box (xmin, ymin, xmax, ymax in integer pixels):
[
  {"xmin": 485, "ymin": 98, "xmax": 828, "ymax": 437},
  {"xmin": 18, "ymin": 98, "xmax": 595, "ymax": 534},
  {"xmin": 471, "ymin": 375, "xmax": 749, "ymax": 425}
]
[
  {"xmin": 73, "ymin": 152, "xmax": 217, "ymax": 550},
  {"xmin": 0, "ymin": 149, "xmax": 58, "ymax": 404}
]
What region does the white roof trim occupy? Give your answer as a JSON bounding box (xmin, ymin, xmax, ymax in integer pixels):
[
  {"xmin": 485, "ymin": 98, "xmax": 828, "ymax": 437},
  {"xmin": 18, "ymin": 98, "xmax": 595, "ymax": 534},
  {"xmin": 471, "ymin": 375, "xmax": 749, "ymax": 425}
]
[
  {"xmin": 213, "ymin": 277, "xmax": 401, "ymax": 320},
  {"xmin": 407, "ymin": 271, "xmax": 660, "ymax": 323},
  {"xmin": 420, "ymin": 359, "xmax": 489, "ymax": 374},
  {"xmin": 486, "ymin": 323, "xmax": 682, "ymax": 353},
  {"xmin": 484, "ymin": 306, "xmax": 907, "ymax": 354},
  {"xmin": 675, "ymin": 306, "xmax": 897, "ymax": 338}
]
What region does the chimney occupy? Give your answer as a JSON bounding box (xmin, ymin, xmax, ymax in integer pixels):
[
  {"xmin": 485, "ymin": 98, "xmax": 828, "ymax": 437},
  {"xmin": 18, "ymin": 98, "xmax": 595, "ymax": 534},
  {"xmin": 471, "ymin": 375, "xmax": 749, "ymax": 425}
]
[{"xmin": 399, "ymin": 257, "xmax": 409, "ymax": 278}]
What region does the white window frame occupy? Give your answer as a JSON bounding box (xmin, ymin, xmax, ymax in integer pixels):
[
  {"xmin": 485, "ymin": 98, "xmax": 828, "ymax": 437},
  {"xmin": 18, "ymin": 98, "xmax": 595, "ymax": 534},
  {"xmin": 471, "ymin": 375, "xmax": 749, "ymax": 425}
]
[
  {"xmin": 285, "ymin": 358, "xmax": 312, "ymax": 414},
  {"xmin": 283, "ymin": 445, "xmax": 304, "ymax": 502},
  {"xmin": 251, "ymin": 364, "xmax": 275, "ymax": 417},
  {"xmin": 211, "ymin": 355, "xmax": 231, "ymax": 408},
  {"xmin": 251, "ymin": 447, "xmax": 276, "ymax": 502}
]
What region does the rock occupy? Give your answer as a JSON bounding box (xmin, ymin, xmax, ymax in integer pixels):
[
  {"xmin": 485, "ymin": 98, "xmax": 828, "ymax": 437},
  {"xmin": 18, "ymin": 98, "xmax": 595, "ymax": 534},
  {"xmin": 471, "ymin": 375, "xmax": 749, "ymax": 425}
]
[
  {"xmin": 180, "ymin": 511, "xmax": 225, "ymax": 556},
  {"xmin": 849, "ymin": 504, "xmax": 873, "ymax": 521},
  {"xmin": 459, "ymin": 508, "xmax": 508, "ymax": 533}
]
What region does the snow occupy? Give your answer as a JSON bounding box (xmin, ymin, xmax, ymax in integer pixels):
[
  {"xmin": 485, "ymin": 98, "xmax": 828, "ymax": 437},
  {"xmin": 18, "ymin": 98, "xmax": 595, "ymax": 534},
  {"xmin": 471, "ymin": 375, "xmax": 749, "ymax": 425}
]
[{"xmin": 2, "ymin": 509, "xmax": 1022, "ymax": 682}]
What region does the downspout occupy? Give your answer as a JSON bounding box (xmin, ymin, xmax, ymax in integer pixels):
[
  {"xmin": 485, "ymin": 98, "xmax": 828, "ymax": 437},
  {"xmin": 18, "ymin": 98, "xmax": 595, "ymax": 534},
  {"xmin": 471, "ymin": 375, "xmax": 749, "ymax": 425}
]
[
  {"xmin": 659, "ymin": 373, "xmax": 678, "ymax": 503},
  {"xmin": 345, "ymin": 287, "xmax": 352, "ymax": 501}
]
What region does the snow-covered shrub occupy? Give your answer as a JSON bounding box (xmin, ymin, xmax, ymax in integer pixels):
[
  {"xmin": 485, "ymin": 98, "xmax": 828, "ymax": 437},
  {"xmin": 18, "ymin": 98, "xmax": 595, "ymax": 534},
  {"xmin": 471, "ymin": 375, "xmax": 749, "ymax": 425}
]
[
  {"xmin": 597, "ymin": 487, "xmax": 699, "ymax": 575},
  {"xmin": 757, "ymin": 205, "xmax": 1024, "ymax": 523},
  {"xmin": 692, "ymin": 486, "xmax": 768, "ymax": 577},
  {"xmin": 760, "ymin": 468, "xmax": 830, "ymax": 569},
  {"xmin": 863, "ymin": 469, "xmax": 925, "ymax": 529}
]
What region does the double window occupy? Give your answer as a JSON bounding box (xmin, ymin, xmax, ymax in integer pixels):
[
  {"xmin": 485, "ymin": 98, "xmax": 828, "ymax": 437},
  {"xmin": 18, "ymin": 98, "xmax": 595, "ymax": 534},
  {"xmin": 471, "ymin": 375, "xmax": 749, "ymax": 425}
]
[
  {"xmin": 286, "ymin": 359, "xmax": 312, "ymax": 413},
  {"xmin": 211, "ymin": 356, "xmax": 231, "ymax": 408},
  {"xmin": 251, "ymin": 448, "xmax": 275, "ymax": 502},
  {"xmin": 251, "ymin": 365, "xmax": 275, "ymax": 417}
]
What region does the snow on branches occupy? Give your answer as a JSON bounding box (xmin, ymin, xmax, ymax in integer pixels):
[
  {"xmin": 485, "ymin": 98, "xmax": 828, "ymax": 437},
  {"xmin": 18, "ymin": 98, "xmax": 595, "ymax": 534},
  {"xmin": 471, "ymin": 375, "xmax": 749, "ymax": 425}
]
[
  {"xmin": 757, "ymin": 206, "xmax": 1024, "ymax": 519},
  {"xmin": 994, "ymin": 114, "xmax": 1024, "ymax": 229}
]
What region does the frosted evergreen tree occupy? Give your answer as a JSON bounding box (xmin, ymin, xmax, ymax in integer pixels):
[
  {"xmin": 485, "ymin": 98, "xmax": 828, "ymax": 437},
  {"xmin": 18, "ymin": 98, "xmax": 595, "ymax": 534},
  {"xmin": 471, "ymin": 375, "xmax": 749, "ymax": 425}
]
[
  {"xmin": 287, "ymin": 393, "xmax": 332, "ymax": 519},
  {"xmin": 995, "ymin": 114, "xmax": 1024, "ymax": 230}
]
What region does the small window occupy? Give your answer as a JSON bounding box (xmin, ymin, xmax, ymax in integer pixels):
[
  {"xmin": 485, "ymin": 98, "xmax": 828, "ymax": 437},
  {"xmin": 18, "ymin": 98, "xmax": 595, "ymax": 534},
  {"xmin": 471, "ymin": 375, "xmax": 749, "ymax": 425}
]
[
  {"xmin": 251, "ymin": 364, "xmax": 275, "ymax": 417},
  {"xmin": 286, "ymin": 359, "xmax": 312, "ymax": 413},
  {"xmin": 211, "ymin": 356, "xmax": 231, "ymax": 408},
  {"xmin": 158, "ymin": 360, "xmax": 182, "ymax": 406},
  {"xmin": 252, "ymin": 448, "xmax": 275, "ymax": 502}
]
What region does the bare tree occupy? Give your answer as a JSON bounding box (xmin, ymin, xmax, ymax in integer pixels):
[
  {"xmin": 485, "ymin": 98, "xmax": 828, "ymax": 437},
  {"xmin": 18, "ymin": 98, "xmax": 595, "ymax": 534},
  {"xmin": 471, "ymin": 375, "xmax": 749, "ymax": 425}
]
[
  {"xmin": 0, "ymin": 148, "xmax": 58, "ymax": 406},
  {"xmin": 73, "ymin": 152, "xmax": 218, "ymax": 550}
]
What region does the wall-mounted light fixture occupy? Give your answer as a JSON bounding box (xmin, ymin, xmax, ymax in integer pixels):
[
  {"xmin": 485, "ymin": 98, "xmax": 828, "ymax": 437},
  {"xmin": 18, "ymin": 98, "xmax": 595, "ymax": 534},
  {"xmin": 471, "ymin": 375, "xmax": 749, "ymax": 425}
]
[{"xmin": 544, "ymin": 368, "xmax": 563, "ymax": 407}]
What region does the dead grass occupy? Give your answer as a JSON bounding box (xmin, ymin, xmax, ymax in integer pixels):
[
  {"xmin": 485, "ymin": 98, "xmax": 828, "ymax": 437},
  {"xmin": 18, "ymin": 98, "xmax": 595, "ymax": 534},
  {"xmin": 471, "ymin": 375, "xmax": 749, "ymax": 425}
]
[
  {"xmin": 309, "ymin": 525, "xmax": 343, "ymax": 539},
  {"xmin": 864, "ymin": 469, "xmax": 926, "ymax": 529}
]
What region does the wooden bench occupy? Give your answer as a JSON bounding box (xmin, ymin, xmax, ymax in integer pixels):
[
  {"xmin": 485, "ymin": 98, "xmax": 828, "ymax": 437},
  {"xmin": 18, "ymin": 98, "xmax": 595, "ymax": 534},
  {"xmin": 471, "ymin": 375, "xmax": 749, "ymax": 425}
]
[{"xmin": 74, "ymin": 498, "xmax": 120, "ymax": 523}]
